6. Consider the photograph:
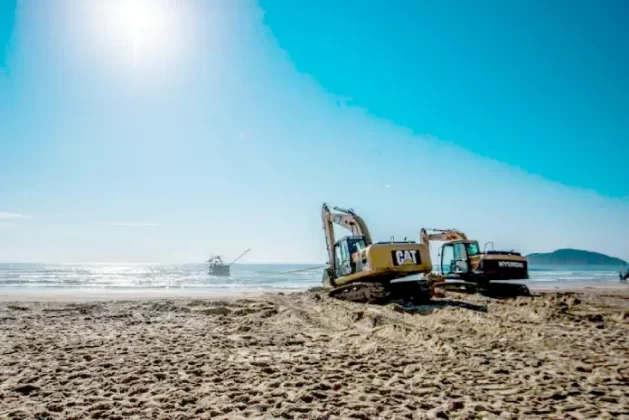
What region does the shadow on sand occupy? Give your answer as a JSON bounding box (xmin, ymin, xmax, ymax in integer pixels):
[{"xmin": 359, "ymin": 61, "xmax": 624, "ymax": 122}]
[
  {"xmin": 395, "ymin": 282, "xmax": 534, "ymax": 314},
  {"xmin": 396, "ymin": 299, "xmax": 488, "ymax": 315},
  {"xmin": 435, "ymin": 281, "xmax": 532, "ymax": 299}
]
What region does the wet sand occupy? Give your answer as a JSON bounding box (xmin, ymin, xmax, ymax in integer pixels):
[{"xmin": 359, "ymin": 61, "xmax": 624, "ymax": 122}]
[{"xmin": 1, "ymin": 286, "xmax": 629, "ymax": 419}]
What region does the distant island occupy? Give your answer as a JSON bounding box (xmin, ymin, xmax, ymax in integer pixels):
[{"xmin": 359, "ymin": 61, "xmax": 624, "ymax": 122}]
[{"xmin": 526, "ymin": 248, "xmax": 627, "ymax": 266}]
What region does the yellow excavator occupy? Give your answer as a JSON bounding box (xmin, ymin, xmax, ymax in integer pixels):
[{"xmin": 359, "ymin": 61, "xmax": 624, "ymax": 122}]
[
  {"xmin": 321, "ymin": 203, "xmax": 433, "ymax": 304},
  {"xmin": 420, "ymin": 228, "xmax": 529, "ymax": 291}
]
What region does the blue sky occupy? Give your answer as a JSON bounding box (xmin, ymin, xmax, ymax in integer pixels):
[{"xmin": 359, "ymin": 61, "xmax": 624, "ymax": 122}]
[{"xmin": 0, "ymin": 0, "xmax": 627, "ymax": 264}]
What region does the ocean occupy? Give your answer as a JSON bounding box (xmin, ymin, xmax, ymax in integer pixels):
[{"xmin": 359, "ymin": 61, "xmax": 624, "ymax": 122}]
[{"xmin": 0, "ymin": 263, "xmax": 625, "ymax": 293}]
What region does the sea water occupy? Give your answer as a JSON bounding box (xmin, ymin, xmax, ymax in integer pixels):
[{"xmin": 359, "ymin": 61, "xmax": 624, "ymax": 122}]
[{"xmin": 0, "ymin": 263, "xmax": 625, "ymax": 293}]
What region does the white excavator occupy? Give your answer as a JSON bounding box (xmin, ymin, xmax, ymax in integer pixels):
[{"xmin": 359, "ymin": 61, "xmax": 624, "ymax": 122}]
[{"xmin": 321, "ymin": 203, "xmax": 433, "ymax": 304}]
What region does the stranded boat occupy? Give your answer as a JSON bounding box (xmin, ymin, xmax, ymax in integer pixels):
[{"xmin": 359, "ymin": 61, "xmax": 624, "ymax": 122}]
[{"xmin": 207, "ymin": 248, "xmax": 250, "ymax": 276}]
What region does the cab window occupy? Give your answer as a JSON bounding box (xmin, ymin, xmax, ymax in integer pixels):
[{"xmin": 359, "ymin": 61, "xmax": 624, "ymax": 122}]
[
  {"xmin": 354, "ymin": 238, "xmax": 367, "ymax": 251},
  {"xmin": 466, "ymin": 242, "xmax": 480, "ymax": 256},
  {"xmin": 441, "ymin": 244, "xmax": 454, "ymax": 274},
  {"xmin": 335, "ymin": 244, "xmax": 343, "ymax": 266},
  {"xmin": 339, "ymin": 241, "xmax": 349, "ymax": 263},
  {"xmin": 453, "ymin": 243, "xmax": 467, "ymax": 261}
]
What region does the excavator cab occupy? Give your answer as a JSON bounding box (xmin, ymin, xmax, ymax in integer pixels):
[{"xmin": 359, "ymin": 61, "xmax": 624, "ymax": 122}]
[
  {"xmin": 333, "ymin": 236, "xmax": 367, "ymax": 278},
  {"xmin": 440, "ymin": 240, "xmax": 481, "ymax": 275}
]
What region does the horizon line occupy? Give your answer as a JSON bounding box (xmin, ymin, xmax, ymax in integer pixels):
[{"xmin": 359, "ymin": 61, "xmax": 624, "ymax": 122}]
[{"xmin": 0, "ymin": 261, "xmax": 326, "ymax": 266}]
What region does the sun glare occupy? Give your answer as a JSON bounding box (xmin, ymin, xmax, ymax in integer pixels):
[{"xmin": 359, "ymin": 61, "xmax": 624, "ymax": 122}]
[
  {"xmin": 84, "ymin": 0, "xmax": 190, "ymax": 73},
  {"xmin": 112, "ymin": 1, "xmax": 167, "ymax": 65}
]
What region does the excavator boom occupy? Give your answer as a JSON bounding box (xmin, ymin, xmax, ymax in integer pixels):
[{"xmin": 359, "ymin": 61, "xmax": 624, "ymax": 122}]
[
  {"xmin": 420, "ymin": 228, "xmax": 468, "ymax": 248},
  {"xmin": 323, "ymin": 204, "xmax": 373, "ymax": 242},
  {"xmin": 322, "ymin": 203, "xmax": 374, "ymax": 276}
]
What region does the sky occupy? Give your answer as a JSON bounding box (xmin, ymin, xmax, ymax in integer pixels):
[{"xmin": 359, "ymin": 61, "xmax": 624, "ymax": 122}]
[{"xmin": 0, "ymin": 0, "xmax": 627, "ymax": 264}]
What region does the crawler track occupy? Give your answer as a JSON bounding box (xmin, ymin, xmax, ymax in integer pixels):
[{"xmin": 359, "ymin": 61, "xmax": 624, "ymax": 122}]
[
  {"xmin": 328, "ymin": 280, "xmax": 432, "ymax": 305},
  {"xmin": 433, "ymin": 279, "xmax": 532, "ymax": 298}
]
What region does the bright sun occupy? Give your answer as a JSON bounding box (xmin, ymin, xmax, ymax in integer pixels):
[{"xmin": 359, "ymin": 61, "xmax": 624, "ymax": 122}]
[
  {"xmin": 112, "ymin": 1, "xmax": 167, "ymax": 64},
  {"xmin": 85, "ymin": 0, "xmax": 187, "ymax": 72}
]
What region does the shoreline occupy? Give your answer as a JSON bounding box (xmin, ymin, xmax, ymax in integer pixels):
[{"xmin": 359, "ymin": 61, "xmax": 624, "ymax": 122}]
[
  {"xmin": 0, "ymin": 281, "xmax": 626, "ymax": 302},
  {"xmin": 0, "ymin": 288, "xmax": 281, "ymax": 302}
]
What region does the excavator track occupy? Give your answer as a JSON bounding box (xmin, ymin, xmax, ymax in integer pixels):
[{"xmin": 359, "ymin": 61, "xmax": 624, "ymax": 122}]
[
  {"xmin": 328, "ymin": 282, "xmax": 389, "ymax": 304},
  {"xmin": 328, "ymin": 280, "xmax": 432, "ymax": 305}
]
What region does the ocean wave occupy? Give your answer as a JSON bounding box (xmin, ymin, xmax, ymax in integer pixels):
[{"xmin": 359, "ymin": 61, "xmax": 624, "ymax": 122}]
[{"xmin": 0, "ymin": 263, "xmax": 623, "ymax": 291}]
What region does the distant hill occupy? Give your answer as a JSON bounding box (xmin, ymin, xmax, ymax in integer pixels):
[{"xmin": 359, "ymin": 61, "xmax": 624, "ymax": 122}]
[{"xmin": 527, "ymin": 249, "xmax": 627, "ymax": 266}]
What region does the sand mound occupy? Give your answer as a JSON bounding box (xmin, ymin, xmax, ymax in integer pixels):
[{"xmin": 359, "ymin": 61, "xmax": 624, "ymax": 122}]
[{"xmin": 1, "ymin": 289, "xmax": 629, "ymax": 419}]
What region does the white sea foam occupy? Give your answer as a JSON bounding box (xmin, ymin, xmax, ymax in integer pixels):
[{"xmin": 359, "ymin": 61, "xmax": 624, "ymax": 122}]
[{"xmin": 0, "ymin": 263, "xmax": 623, "ymax": 292}]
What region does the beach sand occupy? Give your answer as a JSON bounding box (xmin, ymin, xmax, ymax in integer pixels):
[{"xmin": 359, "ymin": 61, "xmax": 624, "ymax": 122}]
[{"xmin": 1, "ymin": 286, "xmax": 629, "ymax": 419}]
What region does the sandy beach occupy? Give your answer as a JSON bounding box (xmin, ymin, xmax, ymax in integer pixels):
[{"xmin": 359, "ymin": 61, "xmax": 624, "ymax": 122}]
[{"xmin": 1, "ymin": 286, "xmax": 629, "ymax": 419}]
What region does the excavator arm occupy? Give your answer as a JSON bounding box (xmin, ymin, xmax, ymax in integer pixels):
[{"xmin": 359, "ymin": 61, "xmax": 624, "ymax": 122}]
[
  {"xmin": 321, "ymin": 204, "xmax": 337, "ymax": 276},
  {"xmin": 322, "ymin": 203, "xmax": 374, "ymax": 276},
  {"xmin": 420, "ymin": 228, "xmax": 468, "ymax": 248}
]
